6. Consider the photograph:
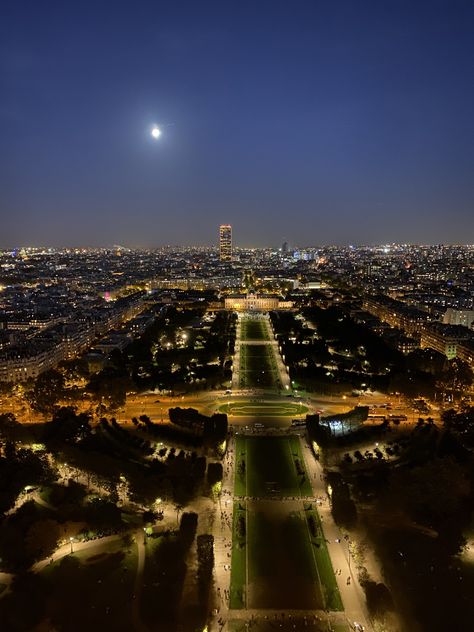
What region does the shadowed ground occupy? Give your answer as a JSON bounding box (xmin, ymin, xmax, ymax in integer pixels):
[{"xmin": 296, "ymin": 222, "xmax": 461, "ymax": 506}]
[
  {"xmin": 248, "ymin": 502, "xmax": 323, "ymax": 610},
  {"xmin": 235, "ymin": 436, "xmax": 312, "ymax": 498}
]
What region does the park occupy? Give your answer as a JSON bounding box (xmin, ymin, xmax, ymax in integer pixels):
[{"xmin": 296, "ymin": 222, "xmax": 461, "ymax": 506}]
[
  {"xmin": 238, "ymin": 344, "xmax": 281, "ymax": 390},
  {"xmin": 230, "ymin": 435, "xmax": 342, "ymax": 613},
  {"xmin": 240, "ymin": 318, "xmax": 270, "ymax": 342}
]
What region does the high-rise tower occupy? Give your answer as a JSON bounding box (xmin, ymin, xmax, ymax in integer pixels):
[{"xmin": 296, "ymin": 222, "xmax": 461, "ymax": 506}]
[{"xmin": 219, "ymin": 224, "xmax": 232, "ymax": 261}]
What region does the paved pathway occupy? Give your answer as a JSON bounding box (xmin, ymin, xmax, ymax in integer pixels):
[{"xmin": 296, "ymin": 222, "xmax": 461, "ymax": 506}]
[
  {"xmin": 300, "ymin": 438, "xmax": 371, "ymax": 631},
  {"xmin": 32, "ymin": 533, "xmax": 123, "ymax": 573},
  {"xmin": 132, "ymin": 528, "xmax": 148, "ymax": 632},
  {"xmin": 265, "ymin": 315, "xmax": 291, "ymax": 389}
]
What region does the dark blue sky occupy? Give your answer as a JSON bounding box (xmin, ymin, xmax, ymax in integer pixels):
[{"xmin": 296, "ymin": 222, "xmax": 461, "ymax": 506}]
[{"xmin": 1, "ymin": 1, "xmax": 473, "ymax": 248}]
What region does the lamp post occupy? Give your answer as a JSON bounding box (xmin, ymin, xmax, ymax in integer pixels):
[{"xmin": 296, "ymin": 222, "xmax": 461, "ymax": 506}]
[{"xmin": 69, "ymin": 537, "xmax": 74, "ymax": 554}]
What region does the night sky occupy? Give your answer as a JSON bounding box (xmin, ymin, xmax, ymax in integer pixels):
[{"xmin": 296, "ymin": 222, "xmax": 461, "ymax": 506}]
[{"xmin": 1, "ymin": 1, "xmax": 473, "ymax": 248}]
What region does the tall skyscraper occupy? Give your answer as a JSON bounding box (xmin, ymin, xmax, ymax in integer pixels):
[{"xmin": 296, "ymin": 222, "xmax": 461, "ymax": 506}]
[{"xmin": 219, "ymin": 224, "xmax": 232, "ymax": 261}]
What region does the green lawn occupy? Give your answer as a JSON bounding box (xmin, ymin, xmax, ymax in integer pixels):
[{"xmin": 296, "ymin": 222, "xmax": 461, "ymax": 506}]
[
  {"xmin": 288, "ymin": 435, "xmax": 314, "ymax": 496},
  {"xmin": 240, "ymin": 319, "xmax": 270, "ymax": 341},
  {"xmin": 234, "ymin": 436, "xmax": 312, "ymax": 498},
  {"xmin": 232, "ymin": 436, "xmax": 343, "ymax": 614},
  {"xmin": 248, "ymin": 506, "xmax": 323, "ymax": 609},
  {"xmin": 219, "ymin": 400, "xmax": 308, "ymax": 417},
  {"xmin": 305, "ymin": 506, "xmax": 344, "ymax": 611},
  {"xmin": 234, "ymin": 439, "xmax": 247, "ymax": 497},
  {"xmin": 229, "ymin": 501, "xmax": 247, "ymax": 609},
  {"xmin": 37, "ymin": 540, "xmax": 136, "ymax": 631},
  {"xmin": 239, "ymin": 344, "xmax": 280, "ymax": 389}
]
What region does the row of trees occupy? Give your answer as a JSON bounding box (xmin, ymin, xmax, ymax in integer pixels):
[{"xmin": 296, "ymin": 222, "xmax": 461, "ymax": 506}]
[
  {"xmin": 168, "ymin": 407, "xmax": 228, "ymax": 444},
  {"xmin": 99, "ymin": 417, "xmax": 154, "ymax": 454}
]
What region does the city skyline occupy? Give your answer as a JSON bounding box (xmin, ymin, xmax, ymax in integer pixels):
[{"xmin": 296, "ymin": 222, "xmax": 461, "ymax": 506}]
[
  {"xmin": 1, "ymin": 238, "xmax": 474, "ymax": 632},
  {"xmin": 2, "ymin": 3, "xmax": 474, "ymax": 631},
  {"xmin": 1, "ymin": 1, "xmax": 474, "ymax": 248},
  {"xmin": 4, "ymin": 239, "xmax": 474, "ymax": 251}
]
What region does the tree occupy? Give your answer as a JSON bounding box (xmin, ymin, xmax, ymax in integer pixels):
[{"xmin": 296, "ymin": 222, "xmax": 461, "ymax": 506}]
[
  {"xmin": 197, "ymin": 534, "xmax": 214, "ymax": 606},
  {"xmin": 26, "ymin": 369, "xmax": 65, "ymax": 417},
  {"xmin": 406, "ymin": 348, "xmax": 447, "ymax": 376},
  {"xmin": 207, "ymin": 462, "xmax": 223, "ymax": 486},
  {"xmin": 361, "ymin": 579, "xmax": 394, "ymax": 617},
  {"xmin": 44, "ymin": 406, "xmax": 91, "ymax": 443},
  {"xmin": 84, "ymin": 497, "xmax": 122, "ymax": 529},
  {"xmin": 331, "ymin": 484, "xmax": 358, "ymax": 528},
  {"xmin": 389, "ymin": 456, "xmax": 470, "ymax": 525},
  {"xmin": 0, "ymin": 381, "xmax": 14, "ymax": 397},
  {"xmin": 87, "ymin": 367, "xmax": 131, "ymax": 413},
  {"xmin": 26, "ymin": 518, "xmax": 61, "ymax": 559},
  {"xmin": 179, "ymin": 512, "xmax": 198, "ymax": 548},
  {"xmin": 0, "ymin": 412, "xmax": 19, "ymax": 440},
  {"xmin": 174, "ymin": 503, "xmax": 184, "ymax": 526}
]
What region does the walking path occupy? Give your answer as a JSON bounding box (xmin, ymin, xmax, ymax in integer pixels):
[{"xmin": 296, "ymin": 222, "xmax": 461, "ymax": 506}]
[
  {"xmin": 32, "ymin": 533, "xmax": 123, "ymax": 573},
  {"xmin": 300, "ymin": 438, "xmax": 371, "ymax": 630},
  {"xmin": 265, "ymin": 315, "xmax": 291, "ymax": 390},
  {"xmin": 232, "ymin": 317, "xmax": 242, "ymax": 390},
  {"xmin": 131, "ymin": 528, "xmax": 148, "ymax": 632}
]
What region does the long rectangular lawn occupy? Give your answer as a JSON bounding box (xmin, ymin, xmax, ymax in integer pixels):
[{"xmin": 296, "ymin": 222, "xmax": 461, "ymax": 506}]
[
  {"xmin": 229, "ymin": 501, "xmax": 247, "ymax": 609},
  {"xmin": 234, "ymin": 436, "xmax": 312, "ymax": 498},
  {"xmin": 240, "ymin": 319, "xmax": 270, "ymax": 341},
  {"xmin": 247, "ymin": 505, "xmax": 323, "ymax": 609},
  {"xmin": 231, "ymin": 436, "xmax": 342, "ymax": 613},
  {"xmin": 238, "ymin": 344, "xmax": 279, "ymax": 389},
  {"xmin": 305, "ymin": 507, "xmax": 344, "ymax": 611}
]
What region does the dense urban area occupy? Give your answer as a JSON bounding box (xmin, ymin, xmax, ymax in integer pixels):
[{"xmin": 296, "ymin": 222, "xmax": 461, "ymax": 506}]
[{"xmin": 1, "ymin": 240, "xmax": 474, "ymax": 632}]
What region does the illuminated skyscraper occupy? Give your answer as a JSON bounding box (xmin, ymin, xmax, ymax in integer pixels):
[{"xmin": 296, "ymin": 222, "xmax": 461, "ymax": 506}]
[{"xmin": 219, "ymin": 224, "xmax": 232, "ymax": 261}]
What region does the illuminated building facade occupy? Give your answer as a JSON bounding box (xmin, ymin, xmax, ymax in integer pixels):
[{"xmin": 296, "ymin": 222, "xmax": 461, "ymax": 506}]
[
  {"xmin": 219, "ymin": 224, "xmax": 232, "ymax": 262},
  {"xmin": 224, "ymin": 293, "xmax": 293, "ymax": 311}
]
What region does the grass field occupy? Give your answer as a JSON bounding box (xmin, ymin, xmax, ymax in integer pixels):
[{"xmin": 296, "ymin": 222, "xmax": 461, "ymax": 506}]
[
  {"xmin": 231, "ymin": 436, "xmax": 343, "ymax": 614},
  {"xmin": 229, "ymin": 501, "xmax": 247, "ymax": 609},
  {"xmin": 239, "ymin": 344, "xmax": 280, "ymax": 389},
  {"xmin": 234, "ymin": 436, "xmax": 313, "ymax": 498},
  {"xmin": 240, "ymin": 319, "xmax": 270, "ymax": 341},
  {"xmin": 305, "ymin": 505, "xmax": 344, "ymax": 611},
  {"xmin": 38, "ymin": 540, "xmax": 136, "ymax": 631},
  {"xmin": 248, "ymin": 505, "xmax": 323, "ymax": 609},
  {"xmin": 218, "ymin": 400, "xmax": 308, "ymax": 417}
]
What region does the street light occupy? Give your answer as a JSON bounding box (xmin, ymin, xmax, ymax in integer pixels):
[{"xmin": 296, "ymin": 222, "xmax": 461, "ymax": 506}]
[{"xmin": 69, "ymin": 537, "xmax": 74, "ymax": 554}]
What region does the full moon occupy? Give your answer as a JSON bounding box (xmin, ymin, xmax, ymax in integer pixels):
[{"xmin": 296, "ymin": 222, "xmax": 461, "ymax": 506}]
[{"xmin": 151, "ymin": 126, "xmax": 161, "ymax": 139}]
